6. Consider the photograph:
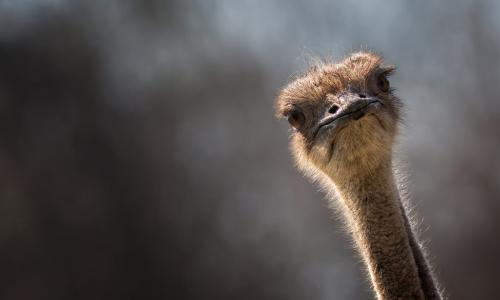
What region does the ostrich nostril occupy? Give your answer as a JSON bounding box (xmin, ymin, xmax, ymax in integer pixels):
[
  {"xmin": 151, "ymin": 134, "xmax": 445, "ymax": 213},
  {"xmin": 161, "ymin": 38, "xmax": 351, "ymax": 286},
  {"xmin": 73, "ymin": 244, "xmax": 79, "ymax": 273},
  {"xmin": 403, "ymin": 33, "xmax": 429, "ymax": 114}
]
[
  {"xmin": 358, "ymin": 93, "xmax": 367, "ymax": 98},
  {"xmin": 329, "ymin": 104, "xmax": 340, "ymax": 114}
]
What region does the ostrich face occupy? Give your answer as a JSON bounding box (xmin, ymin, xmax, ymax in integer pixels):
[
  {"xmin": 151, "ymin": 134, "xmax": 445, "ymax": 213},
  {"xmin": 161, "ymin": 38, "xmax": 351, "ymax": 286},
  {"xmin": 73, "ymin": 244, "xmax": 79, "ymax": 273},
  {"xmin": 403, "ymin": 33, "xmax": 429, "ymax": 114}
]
[{"xmin": 276, "ymin": 52, "xmax": 402, "ymax": 177}]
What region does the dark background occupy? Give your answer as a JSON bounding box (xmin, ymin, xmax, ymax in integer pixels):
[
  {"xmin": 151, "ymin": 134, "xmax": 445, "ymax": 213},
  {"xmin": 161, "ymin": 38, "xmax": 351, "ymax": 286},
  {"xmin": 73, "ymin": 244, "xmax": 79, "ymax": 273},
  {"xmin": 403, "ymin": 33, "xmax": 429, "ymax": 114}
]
[{"xmin": 1, "ymin": 1, "xmax": 500, "ymax": 299}]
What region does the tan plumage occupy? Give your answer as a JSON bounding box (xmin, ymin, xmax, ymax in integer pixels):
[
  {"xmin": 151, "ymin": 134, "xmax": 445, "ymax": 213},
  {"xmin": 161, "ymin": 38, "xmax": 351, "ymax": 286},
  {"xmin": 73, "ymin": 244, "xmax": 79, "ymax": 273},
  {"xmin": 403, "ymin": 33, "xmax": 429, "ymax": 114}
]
[{"xmin": 276, "ymin": 51, "xmax": 441, "ymax": 299}]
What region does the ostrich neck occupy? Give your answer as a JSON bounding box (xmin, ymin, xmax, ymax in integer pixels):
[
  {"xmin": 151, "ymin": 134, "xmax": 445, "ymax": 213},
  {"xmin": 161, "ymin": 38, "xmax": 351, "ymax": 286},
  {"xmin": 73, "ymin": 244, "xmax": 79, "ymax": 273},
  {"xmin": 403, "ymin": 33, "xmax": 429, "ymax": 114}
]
[{"xmin": 329, "ymin": 161, "xmax": 439, "ymax": 300}]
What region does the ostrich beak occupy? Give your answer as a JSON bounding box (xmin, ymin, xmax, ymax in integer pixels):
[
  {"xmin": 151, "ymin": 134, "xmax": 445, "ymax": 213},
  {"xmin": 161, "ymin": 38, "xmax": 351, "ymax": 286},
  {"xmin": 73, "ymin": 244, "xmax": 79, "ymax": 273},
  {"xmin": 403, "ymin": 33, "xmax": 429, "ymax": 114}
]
[{"xmin": 314, "ymin": 97, "xmax": 382, "ymax": 138}]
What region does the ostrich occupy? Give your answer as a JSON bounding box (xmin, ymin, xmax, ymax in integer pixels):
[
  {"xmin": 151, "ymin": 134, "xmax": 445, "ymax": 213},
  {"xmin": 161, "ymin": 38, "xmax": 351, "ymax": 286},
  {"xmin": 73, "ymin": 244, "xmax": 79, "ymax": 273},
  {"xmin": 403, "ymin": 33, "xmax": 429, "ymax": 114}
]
[{"xmin": 275, "ymin": 52, "xmax": 441, "ymax": 299}]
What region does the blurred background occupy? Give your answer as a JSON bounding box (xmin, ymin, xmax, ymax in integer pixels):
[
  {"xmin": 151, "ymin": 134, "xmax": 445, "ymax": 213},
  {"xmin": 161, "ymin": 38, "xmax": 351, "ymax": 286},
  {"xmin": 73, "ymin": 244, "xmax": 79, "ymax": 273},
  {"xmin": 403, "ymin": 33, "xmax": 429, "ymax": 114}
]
[{"xmin": 1, "ymin": 0, "xmax": 500, "ymax": 299}]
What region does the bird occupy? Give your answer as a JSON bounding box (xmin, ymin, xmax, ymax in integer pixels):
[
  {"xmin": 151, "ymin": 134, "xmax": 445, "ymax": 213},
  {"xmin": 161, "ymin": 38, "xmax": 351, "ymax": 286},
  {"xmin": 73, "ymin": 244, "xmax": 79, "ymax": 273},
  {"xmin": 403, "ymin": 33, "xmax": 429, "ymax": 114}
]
[{"xmin": 275, "ymin": 51, "xmax": 442, "ymax": 299}]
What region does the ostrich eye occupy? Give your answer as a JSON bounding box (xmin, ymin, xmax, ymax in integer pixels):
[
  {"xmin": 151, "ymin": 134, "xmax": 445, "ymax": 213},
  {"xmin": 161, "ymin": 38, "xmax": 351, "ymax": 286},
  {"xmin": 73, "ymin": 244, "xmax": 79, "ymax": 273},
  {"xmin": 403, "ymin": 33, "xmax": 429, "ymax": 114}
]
[
  {"xmin": 377, "ymin": 75, "xmax": 390, "ymax": 93},
  {"xmin": 287, "ymin": 110, "xmax": 305, "ymax": 129}
]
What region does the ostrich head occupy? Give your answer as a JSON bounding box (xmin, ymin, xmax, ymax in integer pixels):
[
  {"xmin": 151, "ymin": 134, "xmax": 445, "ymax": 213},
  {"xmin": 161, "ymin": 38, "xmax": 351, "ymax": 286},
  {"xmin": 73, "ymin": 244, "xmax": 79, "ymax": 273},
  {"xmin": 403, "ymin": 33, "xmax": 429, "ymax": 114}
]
[{"xmin": 276, "ymin": 52, "xmax": 402, "ymax": 180}]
